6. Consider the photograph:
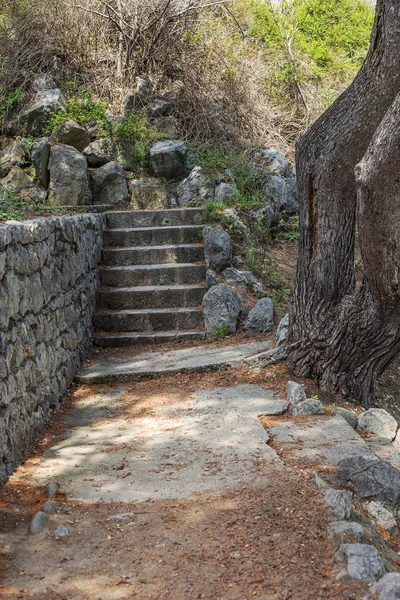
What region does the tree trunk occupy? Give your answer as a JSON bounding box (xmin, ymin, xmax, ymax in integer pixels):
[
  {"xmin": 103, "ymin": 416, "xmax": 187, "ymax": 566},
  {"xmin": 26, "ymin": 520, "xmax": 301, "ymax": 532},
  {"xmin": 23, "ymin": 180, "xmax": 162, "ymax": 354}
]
[{"xmin": 287, "ymin": 0, "xmax": 400, "ymax": 405}]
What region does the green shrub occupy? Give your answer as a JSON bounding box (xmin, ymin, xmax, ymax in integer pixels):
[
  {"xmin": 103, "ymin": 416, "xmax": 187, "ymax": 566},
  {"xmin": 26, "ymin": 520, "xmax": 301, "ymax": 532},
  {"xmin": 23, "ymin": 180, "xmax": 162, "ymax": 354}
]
[
  {"xmin": 211, "ymin": 323, "xmax": 231, "ymax": 339},
  {"xmin": 44, "ymin": 91, "xmax": 109, "ymax": 135},
  {"xmin": 113, "ymin": 112, "xmax": 167, "ymax": 171},
  {"xmin": 0, "ymin": 87, "xmax": 23, "ymax": 125}
]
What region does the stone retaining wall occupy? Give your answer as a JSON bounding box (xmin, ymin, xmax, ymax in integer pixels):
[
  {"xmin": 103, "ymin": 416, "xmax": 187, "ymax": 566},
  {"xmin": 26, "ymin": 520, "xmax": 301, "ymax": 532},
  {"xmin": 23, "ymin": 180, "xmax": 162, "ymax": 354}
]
[{"xmin": 0, "ymin": 213, "xmax": 105, "ymax": 480}]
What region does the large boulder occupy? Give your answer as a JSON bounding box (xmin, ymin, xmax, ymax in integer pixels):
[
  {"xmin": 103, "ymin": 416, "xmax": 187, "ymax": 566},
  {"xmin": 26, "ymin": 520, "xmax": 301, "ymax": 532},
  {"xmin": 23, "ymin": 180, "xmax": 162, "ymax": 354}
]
[
  {"xmin": 202, "ymin": 284, "xmax": 243, "ymax": 338},
  {"xmin": 91, "ymin": 161, "xmax": 129, "ymax": 206},
  {"xmin": 21, "ymin": 89, "xmax": 66, "ymax": 134},
  {"xmin": 203, "ymin": 226, "xmax": 233, "ymax": 272},
  {"xmin": 130, "ymin": 177, "xmax": 168, "ymax": 210},
  {"xmin": 82, "ymin": 138, "xmax": 113, "ymax": 167},
  {"xmin": 337, "ymin": 455, "xmax": 400, "ymax": 504},
  {"xmin": 0, "ymin": 139, "xmax": 27, "ymax": 178},
  {"xmin": 0, "ymin": 166, "xmax": 46, "ymax": 203},
  {"xmin": 176, "ymin": 166, "xmax": 214, "ymax": 206},
  {"xmin": 51, "ymin": 120, "xmax": 91, "ymax": 152},
  {"xmin": 357, "ymin": 408, "xmax": 398, "ymax": 441},
  {"xmin": 150, "ymin": 140, "xmax": 189, "ymax": 180},
  {"xmin": 265, "ymin": 174, "xmax": 299, "ymax": 217},
  {"xmin": 31, "ymin": 137, "xmax": 50, "ymax": 188},
  {"xmin": 245, "ymin": 298, "xmax": 275, "ymax": 333},
  {"xmin": 339, "ymin": 544, "xmax": 385, "ymax": 582},
  {"xmin": 259, "ymin": 147, "xmax": 294, "ymax": 177},
  {"xmin": 48, "ymin": 144, "xmax": 92, "ymax": 206}
]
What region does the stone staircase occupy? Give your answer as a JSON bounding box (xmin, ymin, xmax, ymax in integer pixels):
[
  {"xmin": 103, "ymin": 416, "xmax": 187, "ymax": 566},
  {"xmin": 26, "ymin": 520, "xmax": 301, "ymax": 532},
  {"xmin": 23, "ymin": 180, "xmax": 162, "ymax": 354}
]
[{"xmin": 94, "ymin": 208, "xmax": 208, "ymax": 347}]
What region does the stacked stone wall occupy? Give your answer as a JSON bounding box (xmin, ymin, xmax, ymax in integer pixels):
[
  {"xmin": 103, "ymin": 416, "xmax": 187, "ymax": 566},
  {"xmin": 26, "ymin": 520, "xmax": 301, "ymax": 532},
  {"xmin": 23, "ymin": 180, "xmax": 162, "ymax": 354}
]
[{"xmin": 0, "ymin": 213, "xmax": 105, "ymax": 480}]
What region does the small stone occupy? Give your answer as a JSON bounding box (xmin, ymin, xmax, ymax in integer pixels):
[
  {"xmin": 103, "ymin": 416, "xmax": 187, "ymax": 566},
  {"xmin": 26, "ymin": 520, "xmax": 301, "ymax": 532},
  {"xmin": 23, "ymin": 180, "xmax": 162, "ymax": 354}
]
[
  {"xmin": 333, "ymin": 407, "xmax": 358, "ymax": 429},
  {"xmin": 206, "ymin": 269, "xmax": 218, "ymax": 289},
  {"xmin": 29, "ymin": 511, "xmax": 49, "ymax": 534},
  {"xmin": 357, "ymin": 408, "xmax": 398, "ymax": 441},
  {"xmin": 363, "ymin": 501, "xmax": 398, "ymax": 533},
  {"xmin": 106, "ymin": 512, "xmax": 135, "ymax": 521},
  {"xmin": 339, "ymin": 543, "xmax": 385, "ymax": 582},
  {"xmin": 289, "ymin": 399, "xmax": 324, "ymax": 416},
  {"xmin": 327, "ymin": 521, "xmax": 364, "ymax": 543},
  {"xmin": 42, "ymin": 501, "xmax": 57, "ymax": 515},
  {"xmin": 286, "ymin": 381, "xmax": 306, "ymax": 404},
  {"xmin": 371, "ymin": 572, "xmax": 400, "ymax": 600},
  {"xmin": 322, "ymin": 488, "xmax": 353, "ymax": 520},
  {"xmin": 46, "ymin": 481, "xmax": 58, "ymax": 497},
  {"xmin": 54, "ymin": 525, "xmax": 70, "ymax": 537}
]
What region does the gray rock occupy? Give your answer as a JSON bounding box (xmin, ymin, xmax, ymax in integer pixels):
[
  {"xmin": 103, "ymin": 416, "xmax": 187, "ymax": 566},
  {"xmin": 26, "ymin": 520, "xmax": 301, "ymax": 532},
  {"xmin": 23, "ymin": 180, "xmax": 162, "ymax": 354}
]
[
  {"xmin": 222, "ymin": 208, "xmax": 247, "ymax": 235},
  {"xmin": 337, "ymin": 455, "xmax": 400, "ymax": 505},
  {"xmin": 91, "ymin": 161, "xmax": 129, "ymax": 206},
  {"xmin": 322, "ymin": 488, "xmax": 353, "ymax": 519},
  {"xmin": 333, "ymin": 407, "xmax": 358, "ymax": 430},
  {"xmin": 42, "ymin": 500, "xmax": 57, "ymax": 515},
  {"xmin": 106, "ymin": 512, "xmax": 135, "ymax": 521},
  {"xmin": 176, "ymin": 166, "xmax": 214, "ymax": 206},
  {"xmin": 82, "ymin": 138, "xmax": 113, "ymax": 167},
  {"xmin": 203, "ymin": 226, "xmax": 233, "ymax": 272},
  {"xmin": 259, "ymin": 147, "xmax": 294, "ymax": 177},
  {"xmin": 327, "ymin": 521, "xmax": 365, "ymax": 543},
  {"xmin": 21, "ymin": 88, "xmax": 66, "ymax": 134},
  {"xmin": 223, "ymin": 267, "xmax": 262, "ymax": 294},
  {"xmin": 0, "ymin": 166, "xmax": 47, "ymax": 204},
  {"xmin": 340, "ymin": 544, "xmax": 385, "ymax": 582},
  {"xmin": 31, "ymin": 137, "xmax": 50, "ymax": 188},
  {"xmin": 151, "ymin": 116, "xmax": 178, "ymax": 139},
  {"xmin": 357, "ymin": 409, "xmax": 398, "ymax": 441},
  {"xmin": 48, "ymin": 144, "xmax": 92, "ymax": 206},
  {"xmin": 245, "ymin": 298, "xmax": 275, "ymax": 333},
  {"xmin": 150, "ymin": 140, "xmax": 189, "ymax": 180},
  {"xmin": 276, "ymin": 313, "xmax": 289, "ymax": 346},
  {"xmin": 51, "ymin": 120, "xmax": 91, "ymax": 152},
  {"xmin": 289, "ymin": 399, "xmax": 324, "ymax": 416},
  {"xmin": 215, "ymin": 183, "xmax": 237, "ymax": 203},
  {"xmin": 242, "ymin": 345, "xmax": 288, "ymax": 369},
  {"xmin": 29, "ymin": 511, "xmax": 49, "ymax": 534},
  {"xmin": 130, "ymin": 177, "xmax": 168, "ymax": 210},
  {"xmin": 31, "ymin": 73, "xmax": 56, "ymax": 92},
  {"xmin": 265, "ymin": 175, "xmax": 299, "ymax": 217},
  {"xmin": 46, "ymin": 481, "xmax": 58, "ymax": 497},
  {"xmin": 0, "ymin": 139, "xmax": 27, "ymax": 178},
  {"xmin": 146, "ymin": 99, "xmax": 172, "ymax": 118},
  {"xmin": 363, "ymin": 501, "xmax": 398, "ymax": 533},
  {"xmin": 249, "ymin": 205, "xmax": 276, "ymax": 230},
  {"xmin": 202, "ymin": 284, "xmax": 243, "ymax": 338},
  {"xmin": 54, "ymin": 525, "xmax": 70, "ymax": 537},
  {"xmin": 286, "ymin": 381, "xmax": 306, "ymax": 404},
  {"xmin": 371, "ymin": 573, "xmax": 400, "ymax": 600},
  {"xmin": 206, "ymin": 269, "xmax": 218, "ymax": 288},
  {"xmin": 124, "ymin": 77, "xmax": 154, "ymax": 113}
]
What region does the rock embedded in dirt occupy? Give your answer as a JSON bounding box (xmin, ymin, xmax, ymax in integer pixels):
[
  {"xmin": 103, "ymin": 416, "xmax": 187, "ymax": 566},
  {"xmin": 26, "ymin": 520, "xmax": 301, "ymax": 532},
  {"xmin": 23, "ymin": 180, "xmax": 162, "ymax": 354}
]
[
  {"xmin": 363, "ymin": 501, "xmax": 398, "ymax": 533},
  {"xmin": 203, "ymin": 226, "xmax": 233, "ymax": 272},
  {"xmin": 202, "ymin": 283, "xmax": 242, "ymax": 337},
  {"xmin": 337, "ymin": 455, "xmax": 400, "ymax": 505},
  {"xmin": 42, "ymin": 501, "xmax": 57, "ymax": 515},
  {"xmin": 286, "ymin": 381, "xmax": 306, "ymax": 404},
  {"xmin": 245, "ymin": 298, "xmax": 275, "ymax": 333},
  {"xmin": 91, "ymin": 161, "xmax": 129, "ymax": 206},
  {"xmin": 124, "ymin": 77, "xmax": 154, "ymax": 113},
  {"xmin": 54, "ymin": 525, "xmax": 70, "ymax": 538},
  {"xmin": 223, "ymin": 267, "xmax": 262, "ymax": 295},
  {"xmin": 215, "ymin": 183, "xmax": 237, "ymax": 204},
  {"xmin": 130, "ymin": 177, "xmax": 168, "ymax": 210},
  {"xmin": 258, "ymin": 398, "xmax": 289, "ymax": 416},
  {"xmin": 0, "ymin": 166, "xmax": 47, "ymax": 204},
  {"xmin": 46, "ymin": 481, "xmax": 58, "ymax": 498},
  {"xmin": 333, "ymin": 407, "xmax": 358, "ymax": 430},
  {"xmin": 146, "ymin": 99, "xmax": 172, "ymax": 118},
  {"xmin": 276, "ymin": 313, "xmax": 289, "ymax": 346},
  {"xmin": 0, "ymin": 139, "xmax": 27, "ymax": 178},
  {"xmin": 259, "ymin": 147, "xmax": 294, "ymax": 177},
  {"xmin": 327, "ymin": 521, "xmax": 365, "ymax": 543},
  {"xmin": 51, "ymin": 119, "xmax": 91, "ymax": 152},
  {"xmin": 31, "ymin": 137, "xmax": 50, "ymax": 188},
  {"xmin": 48, "ymin": 144, "xmax": 92, "ymax": 206},
  {"xmin": 21, "ymin": 88, "xmax": 66, "ymax": 134},
  {"xmin": 265, "ymin": 175, "xmax": 299, "ymax": 219},
  {"xmin": 29, "ymin": 511, "xmax": 49, "ymax": 534},
  {"xmin": 322, "ymin": 488, "xmax": 353, "ymax": 520},
  {"xmin": 289, "ymin": 399, "xmax": 324, "ymax": 416},
  {"xmin": 82, "ymin": 138, "xmax": 113, "ymax": 168},
  {"xmin": 371, "ymin": 572, "xmax": 400, "ymax": 600},
  {"xmin": 150, "ymin": 140, "xmax": 189, "ymax": 180},
  {"xmin": 206, "ymin": 268, "xmax": 218, "ymax": 288},
  {"xmin": 176, "ymin": 166, "xmax": 214, "ymax": 206},
  {"xmin": 357, "ymin": 409, "xmax": 398, "ymax": 441},
  {"xmin": 222, "ymin": 207, "xmax": 246, "ymax": 235},
  {"xmin": 339, "ymin": 543, "xmax": 386, "ymax": 582}
]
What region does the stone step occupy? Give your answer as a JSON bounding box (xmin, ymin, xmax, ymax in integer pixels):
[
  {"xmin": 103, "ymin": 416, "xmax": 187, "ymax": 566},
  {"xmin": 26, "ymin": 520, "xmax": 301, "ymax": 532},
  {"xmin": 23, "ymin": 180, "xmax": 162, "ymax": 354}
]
[
  {"xmin": 101, "ymin": 244, "xmax": 204, "ymax": 266},
  {"xmin": 97, "ymin": 284, "xmax": 208, "ymax": 310},
  {"xmin": 95, "ymin": 307, "xmax": 204, "ymax": 332},
  {"xmin": 100, "ymin": 263, "xmax": 207, "ymax": 287},
  {"xmin": 103, "ymin": 225, "xmax": 203, "ymax": 247},
  {"xmin": 94, "ymin": 330, "xmax": 205, "ymax": 348},
  {"xmin": 106, "ymin": 208, "xmax": 205, "ymax": 229}
]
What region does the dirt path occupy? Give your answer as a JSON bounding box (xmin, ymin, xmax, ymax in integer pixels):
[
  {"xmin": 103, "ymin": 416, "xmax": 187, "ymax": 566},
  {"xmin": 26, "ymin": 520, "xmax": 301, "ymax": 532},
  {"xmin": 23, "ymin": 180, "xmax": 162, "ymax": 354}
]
[{"xmin": 0, "ymin": 370, "xmax": 369, "ymax": 600}]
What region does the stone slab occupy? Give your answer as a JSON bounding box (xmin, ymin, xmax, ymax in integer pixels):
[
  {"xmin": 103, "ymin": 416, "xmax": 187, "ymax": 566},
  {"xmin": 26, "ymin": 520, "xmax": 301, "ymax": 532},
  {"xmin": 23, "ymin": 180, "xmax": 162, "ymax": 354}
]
[
  {"xmin": 31, "ymin": 384, "xmax": 281, "ymax": 503},
  {"xmin": 76, "ymin": 340, "xmax": 273, "ymax": 384}
]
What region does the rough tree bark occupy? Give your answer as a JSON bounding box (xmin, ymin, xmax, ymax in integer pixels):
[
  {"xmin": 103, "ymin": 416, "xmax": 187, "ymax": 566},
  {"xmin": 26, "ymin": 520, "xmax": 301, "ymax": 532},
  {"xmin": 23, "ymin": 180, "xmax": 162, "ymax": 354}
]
[{"xmin": 287, "ymin": 0, "xmax": 400, "ymax": 406}]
